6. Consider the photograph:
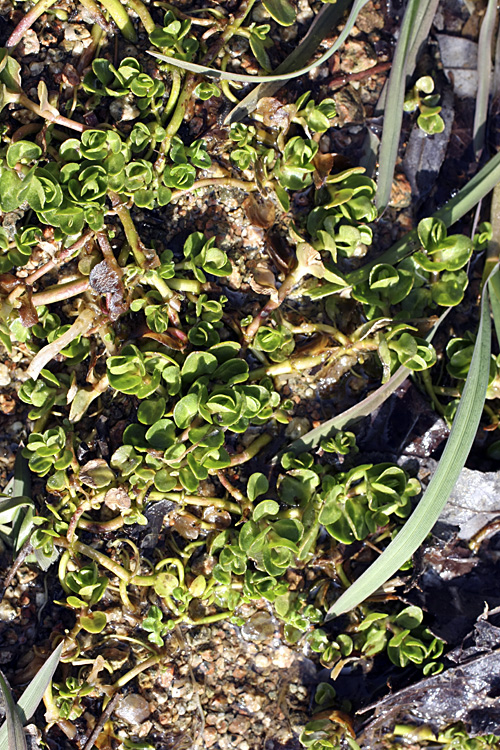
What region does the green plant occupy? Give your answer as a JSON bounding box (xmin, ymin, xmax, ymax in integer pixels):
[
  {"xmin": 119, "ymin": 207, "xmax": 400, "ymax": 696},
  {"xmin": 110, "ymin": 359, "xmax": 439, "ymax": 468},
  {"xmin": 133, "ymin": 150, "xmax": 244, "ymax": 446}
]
[
  {"xmin": 3, "ymin": 0, "xmax": 500, "ymax": 747},
  {"xmin": 404, "ymin": 75, "xmax": 445, "ymax": 135},
  {"xmin": 299, "ymin": 683, "xmax": 359, "ymax": 750}
]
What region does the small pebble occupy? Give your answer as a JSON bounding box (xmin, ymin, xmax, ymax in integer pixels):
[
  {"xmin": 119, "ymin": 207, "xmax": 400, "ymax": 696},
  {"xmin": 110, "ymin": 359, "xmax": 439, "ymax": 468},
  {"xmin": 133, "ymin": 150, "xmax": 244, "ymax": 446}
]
[
  {"xmin": 241, "ymin": 611, "xmax": 276, "ymax": 642},
  {"xmin": 114, "ymin": 694, "xmax": 150, "ymax": 724},
  {"xmin": 0, "ymin": 363, "xmax": 11, "ymax": 387}
]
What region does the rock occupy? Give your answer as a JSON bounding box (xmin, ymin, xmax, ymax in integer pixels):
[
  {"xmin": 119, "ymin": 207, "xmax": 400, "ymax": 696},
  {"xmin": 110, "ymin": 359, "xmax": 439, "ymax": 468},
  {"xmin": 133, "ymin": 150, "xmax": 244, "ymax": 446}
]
[
  {"xmin": 114, "ymin": 694, "xmax": 150, "ymax": 724},
  {"xmin": 17, "ymin": 30, "xmax": 40, "ymax": 57},
  {"xmin": 436, "ymin": 34, "xmax": 480, "ymax": 98},
  {"xmin": 110, "ymin": 95, "xmax": 140, "ymax": 122},
  {"xmin": 241, "ymin": 611, "xmax": 276, "ymax": 642},
  {"xmin": 104, "ymin": 486, "xmax": 131, "ymax": 512},
  {"xmin": 437, "ymin": 467, "xmax": 500, "ymax": 541},
  {"xmin": 389, "ymin": 172, "xmax": 412, "ymax": 209},
  {"xmin": 64, "ymin": 23, "xmax": 91, "ymax": 42},
  {"xmin": 228, "ymin": 715, "xmax": 251, "ymax": 734},
  {"xmin": 284, "ymin": 417, "xmax": 311, "ymax": 440},
  {"xmin": 0, "ymin": 363, "xmax": 11, "ymax": 387}
]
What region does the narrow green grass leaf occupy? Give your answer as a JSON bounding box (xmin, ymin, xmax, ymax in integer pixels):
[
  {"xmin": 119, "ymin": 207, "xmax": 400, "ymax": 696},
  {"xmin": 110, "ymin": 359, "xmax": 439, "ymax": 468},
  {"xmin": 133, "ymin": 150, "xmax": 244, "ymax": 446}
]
[
  {"xmin": 489, "ymin": 272, "xmax": 500, "ymax": 343},
  {"xmin": 288, "ymin": 309, "xmax": 450, "ymax": 453},
  {"xmin": 289, "ymin": 365, "xmax": 411, "ymax": 454},
  {"xmin": 16, "ymin": 643, "xmax": 63, "ymax": 722},
  {"xmin": 325, "ymin": 281, "xmax": 492, "ymax": 620},
  {"xmin": 473, "ymin": 0, "xmax": 497, "ymax": 158},
  {"xmin": 0, "ymin": 672, "xmax": 27, "ymax": 750},
  {"xmin": 375, "ymin": 0, "xmax": 431, "ymax": 212},
  {"xmin": 347, "ymin": 147, "xmax": 500, "ymax": 286},
  {"xmin": 0, "ymin": 644, "xmax": 63, "ymax": 750},
  {"xmin": 0, "ymin": 497, "xmax": 34, "ymax": 524},
  {"xmin": 486, "ymin": 184, "xmax": 500, "ymax": 343},
  {"xmin": 12, "ymin": 452, "xmax": 30, "ymax": 503},
  {"xmin": 225, "ymin": 0, "xmax": 351, "ymax": 123},
  {"xmin": 148, "ymin": 0, "xmax": 370, "ymax": 82},
  {"xmin": 375, "ymin": 0, "xmax": 439, "ymax": 115}
]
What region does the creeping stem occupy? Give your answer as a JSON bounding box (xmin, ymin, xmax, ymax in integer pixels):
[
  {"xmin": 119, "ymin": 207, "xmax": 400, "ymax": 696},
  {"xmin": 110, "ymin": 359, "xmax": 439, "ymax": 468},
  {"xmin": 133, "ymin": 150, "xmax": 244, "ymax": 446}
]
[
  {"xmin": 126, "ymin": 0, "xmax": 155, "ymax": 32},
  {"xmin": 27, "ymin": 307, "xmax": 96, "ymax": 380},
  {"xmin": 155, "ymin": 0, "xmax": 259, "ymax": 170},
  {"xmin": 109, "ymin": 191, "xmax": 160, "ymax": 269},
  {"xmin": 97, "ymin": 0, "xmax": 137, "ymax": 40},
  {"xmin": 31, "ymin": 277, "xmax": 91, "ymax": 307},
  {"xmin": 162, "ymin": 68, "xmax": 182, "ymax": 124},
  {"xmin": 250, "ymin": 339, "xmax": 380, "ymax": 379},
  {"xmin": 6, "ymin": 0, "xmax": 58, "ymax": 47}
]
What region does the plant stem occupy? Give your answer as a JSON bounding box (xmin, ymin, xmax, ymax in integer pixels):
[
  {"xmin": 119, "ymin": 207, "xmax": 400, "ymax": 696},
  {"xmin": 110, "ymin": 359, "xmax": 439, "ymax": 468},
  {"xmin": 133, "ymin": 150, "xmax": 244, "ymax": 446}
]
[
  {"xmin": 31, "ymin": 277, "xmax": 91, "ymax": 307},
  {"xmin": 420, "ymin": 369, "xmax": 445, "ymax": 416},
  {"xmin": 79, "ymin": 0, "xmax": 113, "ymax": 31},
  {"xmin": 6, "ymin": 0, "xmax": 58, "ymax": 47},
  {"xmin": 226, "ymin": 433, "xmax": 271, "ymax": 466},
  {"xmin": 54, "ymin": 536, "xmax": 131, "ymax": 582},
  {"xmin": 148, "ymin": 491, "xmax": 242, "ymax": 514},
  {"xmin": 78, "ymin": 516, "xmax": 123, "ymax": 534},
  {"xmin": 155, "ymin": 0, "xmax": 257, "ymax": 170},
  {"xmin": 433, "ymin": 386, "xmax": 461, "ymax": 397},
  {"xmin": 250, "ymin": 353, "xmax": 328, "ymax": 379},
  {"xmin": 24, "ymin": 231, "xmax": 94, "ymax": 286},
  {"xmin": 287, "ymin": 322, "xmax": 350, "ymax": 347},
  {"xmin": 187, "ymin": 610, "xmax": 234, "ymax": 625},
  {"xmin": 205, "ymin": 0, "xmax": 257, "ymax": 61},
  {"xmin": 245, "ymin": 263, "xmax": 306, "ymax": 341},
  {"xmin": 109, "ymin": 191, "xmax": 160, "ymax": 269},
  {"xmin": 126, "ymin": 0, "xmax": 155, "ymax": 32},
  {"xmin": 16, "ymin": 91, "xmax": 87, "ymax": 132},
  {"xmin": 155, "ymin": 75, "xmax": 197, "ymax": 171},
  {"xmin": 250, "ymin": 340, "xmax": 379, "ymax": 379},
  {"xmin": 98, "ymin": 0, "xmax": 137, "ymax": 39},
  {"xmin": 27, "ymin": 307, "xmax": 96, "ymax": 380},
  {"xmin": 170, "ymin": 177, "xmax": 257, "ymax": 201},
  {"xmin": 162, "ymin": 67, "xmax": 182, "ymax": 124},
  {"xmin": 112, "ymin": 654, "xmax": 162, "ymax": 689},
  {"xmin": 82, "ymin": 692, "xmax": 121, "ymax": 750}
]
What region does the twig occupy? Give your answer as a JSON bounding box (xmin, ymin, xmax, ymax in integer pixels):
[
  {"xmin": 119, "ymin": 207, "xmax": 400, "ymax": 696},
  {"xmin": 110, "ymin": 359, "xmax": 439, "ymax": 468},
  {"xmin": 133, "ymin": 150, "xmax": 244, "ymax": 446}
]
[
  {"xmin": 327, "ymin": 61, "xmax": 392, "ymax": 92},
  {"xmin": 82, "ymin": 691, "xmax": 121, "ymax": 750},
  {"xmin": 0, "ymin": 538, "xmax": 34, "ymax": 603}
]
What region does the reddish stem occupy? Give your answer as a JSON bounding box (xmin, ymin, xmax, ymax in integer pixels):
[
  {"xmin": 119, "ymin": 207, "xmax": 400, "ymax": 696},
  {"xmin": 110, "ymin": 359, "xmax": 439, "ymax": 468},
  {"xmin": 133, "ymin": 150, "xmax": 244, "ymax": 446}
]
[
  {"xmin": 23, "ymin": 230, "xmax": 94, "ymax": 285},
  {"xmin": 327, "ymin": 61, "xmax": 392, "ymax": 92},
  {"xmin": 6, "ymin": 0, "xmax": 58, "ymax": 48}
]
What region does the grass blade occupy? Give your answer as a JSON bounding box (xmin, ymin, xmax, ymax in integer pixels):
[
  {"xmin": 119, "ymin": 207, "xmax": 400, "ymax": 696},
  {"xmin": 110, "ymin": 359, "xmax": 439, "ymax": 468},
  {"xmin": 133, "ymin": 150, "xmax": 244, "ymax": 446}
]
[
  {"xmin": 0, "ymin": 498, "xmax": 34, "ymax": 524},
  {"xmin": 17, "ymin": 643, "xmax": 64, "ymax": 722},
  {"xmin": 288, "ymin": 309, "xmax": 450, "ymax": 453},
  {"xmin": 489, "ymin": 272, "xmax": 500, "ymax": 343},
  {"xmin": 0, "ymin": 673, "xmax": 27, "ymax": 750},
  {"xmin": 0, "ymin": 644, "xmax": 63, "ymax": 750},
  {"xmin": 225, "ymin": 0, "xmax": 351, "ymax": 123},
  {"xmin": 347, "ymin": 147, "xmax": 500, "ymax": 286},
  {"xmin": 148, "ymin": 0, "xmax": 370, "ymax": 82},
  {"xmin": 11, "ymin": 452, "xmax": 30, "ymax": 503},
  {"xmin": 289, "ymin": 365, "xmax": 411, "ymax": 454},
  {"xmin": 325, "ymin": 279, "xmax": 493, "ymax": 620},
  {"xmin": 375, "ymin": 0, "xmax": 431, "ymax": 212},
  {"xmin": 486, "ymin": 184, "xmax": 500, "ymax": 342},
  {"xmin": 473, "ymin": 0, "xmax": 497, "ymax": 158},
  {"xmin": 375, "ymin": 0, "xmax": 439, "ymax": 115}
]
